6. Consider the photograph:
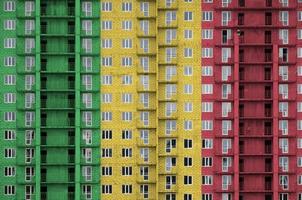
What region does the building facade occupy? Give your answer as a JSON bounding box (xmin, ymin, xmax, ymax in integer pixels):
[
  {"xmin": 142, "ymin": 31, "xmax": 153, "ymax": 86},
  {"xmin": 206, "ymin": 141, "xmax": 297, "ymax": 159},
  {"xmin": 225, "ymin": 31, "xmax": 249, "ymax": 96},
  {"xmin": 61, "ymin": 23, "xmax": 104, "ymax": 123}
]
[
  {"xmin": 0, "ymin": 0, "xmax": 100, "ymax": 199},
  {"xmin": 101, "ymin": 0, "xmax": 201, "ymax": 199},
  {"xmin": 202, "ymin": 0, "xmax": 302, "ymax": 200}
]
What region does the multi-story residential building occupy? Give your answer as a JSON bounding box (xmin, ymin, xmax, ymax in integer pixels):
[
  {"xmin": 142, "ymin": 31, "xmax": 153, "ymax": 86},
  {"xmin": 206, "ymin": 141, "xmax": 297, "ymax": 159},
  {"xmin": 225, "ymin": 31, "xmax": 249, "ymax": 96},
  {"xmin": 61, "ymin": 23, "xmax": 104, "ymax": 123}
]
[
  {"xmin": 202, "ymin": 0, "xmax": 302, "ymax": 200},
  {"xmin": 0, "ymin": 0, "xmax": 100, "ymax": 199},
  {"xmin": 101, "ymin": 0, "xmax": 201, "ymax": 199}
]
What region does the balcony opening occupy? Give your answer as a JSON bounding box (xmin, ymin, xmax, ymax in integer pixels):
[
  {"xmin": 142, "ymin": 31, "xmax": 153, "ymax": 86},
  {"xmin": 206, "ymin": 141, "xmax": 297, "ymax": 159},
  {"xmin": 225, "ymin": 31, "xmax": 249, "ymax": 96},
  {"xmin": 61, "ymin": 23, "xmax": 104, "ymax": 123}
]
[
  {"xmin": 41, "ymin": 76, "xmax": 47, "ymax": 89},
  {"xmin": 239, "ymin": 196, "xmax": 243, "ymax": 200},
  {"xmin": 239, "ymin": 140, "xmax": 244, "ymax": 154},
  {"xmin": 265, "ymin": 195, "xmax": 272, "ymax": 200},
  {"xmin": 238, "ymin": 13, "xmax": 244, "ymax": 25},
  {"xmin": 264, "ymin": 121, "xmax": 272, "ymax": 135},
  {"xmin": 239, "ymin": 68, "xmax": 244, "ymax": 80},
  {"xmin": 41, "ymin": 3, "xmax": 47, "ymax": 16},
  {"xmin": 265, "ymin": 86, "xmax": 272, "ymax": 99},
  {"xmin": 68, "ymin": 131, "xmax": 75, "ymax": 145},
  {"xmin": 280, "ymin": 48, "xmax": 288, "ymax": 62},
  {"xmin": 41, "ymin": 21, "xmax": 47, "ymax": 34},
  {"xmin": 68, "ymin": 168, "xmax": 75, "ymax": 182},
  {"xmin": 239, "ymin": 49, "xmax": 244, "ymax": 62},
  {"xmin": 239, "ymin": 31, "xmax": 245, "ymax": 43},
  {"xmin": 239, "ymin": 159, "xmax": 244, "ymax": 172},
  {"xmin": 222, "ymin": 30, "xmax": 228, "ymax": 44},
  {"xmin": 265, "ymin": 103, "xmax": 272, "ymax": 117},
  {"xmin": 265, "ymin": 13, "xmax": 272, "ymax": 25},
  {"xmin": 68, "ymin": 1, "xmax": 75, "ymax": 16},
  {"xmin": 68, "ymin": 112, "xmax": 75, "ymax": 126},
  {"xmin": 239, "ymin": 0, "xmax": 245, "ymax": 7},
  {"xmin": 68, "ymin": 40, "xmax": 75, "ymax": 53},
  {"xmin": 266, "ymin": 0, "xmax": 272, "ymax": 7},
  {"xmin": 41, "ymin": 95, "xmax": 47, "ymax": 108},
  {"xmin": 239, "ymin": 177, "xmax": 244, "ymax": 190},
  {"xmin": 41, "ymin": 186, "xmax": 47, "ymax": 199},
  {"xmin": 265, "ymin": 176, "xmax": 272, "ymax": 190},
  {"xmin": 41, "ymin": 112, "xmax": 47, "ymax": 126},
  {"xmin": 265, "ymin": 158, "xmax": 272, "ymax": 172},
  {"xmin": 239, "ymin": 85, "xmax": 244, "ymax": 99},
  {"xmin": 68, "ymin": 21, "xmax": 75, "ymax": 34},
  {"xmin": 264, "ymin": 67, "xmax": 271, "ymax": 80},
  {"xmin": 68, "ymin": 149, "xmax": 75, "ymax": 163},
  {"xmin": 265, "ymin": 31, "xmax": 272, "ymax": 43},
  {"xmin": 41, "ymin": 39, "xmax": 47, "ymax": 53},
  {"xmin": 68, "ymin": 94, "xmax": 75, "ymax": 108},
  {"xmin": 265, "ymin": 48, "xmax": 272, "ymax": 62},
  {"xmin": 68, "ymin": 186, "xmax": 75, "ymax": 200},
  {"xmin": 239, "ymin": 122, "xmax": 244, "ymax": 135},
  {"xmin": 239, "ymin": 104, "xmax": 244, "ymax": 117},
  {"xmin": 41, "ymin": 131, "xmax": 47, "ymax": 145},
  {"xmin": 41, "ymin": 149, "xmax": 47, "ymax": 163},
  {"xmin": 68, "ymin": 57, "xmax": 75, "ymax": 71},
  {"xmin": 41, "ymin": 168, "xmax": 47, "ymax": 182},
  {"xmin": 68, "ymin": 76, "xmax": 75, "ymax": 90},
  {"xmin": 41, "ymin": 58, "xmax": 47, "ymax": 71},
  {"xmin": 265, "ymin": 140, "xmax": 272, "ymax": 154}
]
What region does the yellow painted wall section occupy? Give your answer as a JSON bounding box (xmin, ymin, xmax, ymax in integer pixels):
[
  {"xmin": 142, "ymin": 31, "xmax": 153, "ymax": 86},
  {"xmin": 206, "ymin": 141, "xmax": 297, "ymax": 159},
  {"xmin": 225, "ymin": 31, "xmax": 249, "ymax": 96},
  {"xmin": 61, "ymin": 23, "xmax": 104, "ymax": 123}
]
[{"xmin": 101, "ymin": 0, "xmax": 201, "ymax": 199}]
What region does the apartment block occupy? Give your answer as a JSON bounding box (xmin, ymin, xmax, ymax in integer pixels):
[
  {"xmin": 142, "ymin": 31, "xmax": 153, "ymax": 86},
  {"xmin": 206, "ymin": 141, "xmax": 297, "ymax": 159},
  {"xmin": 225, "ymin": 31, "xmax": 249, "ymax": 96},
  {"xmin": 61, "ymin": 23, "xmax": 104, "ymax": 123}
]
[
  {"xmin": 101, "ymin": 0, "xmax": 201, "ymax": 199},
  {"xmin": 0, "ymin": 0, "xmax": 100, "ymax": 199},
  {"xmin": 202, "ymin": 0, "xmax": 302, "ymax": 200}
]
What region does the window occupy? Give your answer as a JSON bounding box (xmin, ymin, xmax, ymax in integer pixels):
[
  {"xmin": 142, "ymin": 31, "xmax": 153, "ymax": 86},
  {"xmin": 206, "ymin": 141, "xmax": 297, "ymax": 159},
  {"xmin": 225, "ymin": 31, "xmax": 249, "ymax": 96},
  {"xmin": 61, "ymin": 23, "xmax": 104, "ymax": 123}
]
[
  {"xmin": 202, "ymin": 139, "xmax": 213, "ymax": 149},
  {"xmin": 202, "ymin": 157, "xmax": 213, "ymax": 167},
  {"xmin": 82, "ymin": 130, "xmax": 92, "ymax": 144},
  {"xmin": 298, "ymin": 157, "xmax": 302, "ymax": 167},
  {"xmin": 184, "ymin": 29, "xmax": 193, "ymax": 39},
  {"xmin": 102, "ymin": 75, "xmax": 112, "ymax": 85},
  {"xmin": 279, "ymin": 11, "xmax": 289, "ymax": 26},
  {"xmin": 299, "ymin": 11, "xmax": 302, "ymax": 21},
  {"xmin": 166, "ymin": 48, "xmax": 177, "ymax": 62},
  {"xmin": 4, "ymin": 93, "xmax": 15, "ymax": 104},
  {"xmin": 184, "ymin": 48, "xmax": 193, "ymax": 58},
  {"xmin": 298, "ymin": 29, "xmax": 302, "ymax": 40},
  {"xmin": 202, "ymin": 29, "xmax": 213, "ymax": 39},
  {"xmin": 102, "ymin": 130, "xmax": 112, "ymax": 140},
  {"xmin": 122, "ymin": 166, "xmax": 132, "ymax": 176},
  {"xmin": 222, "ymin": 11, "xmax": 231, "ymax": 26},
  {"xmin": 102, "ymin": 2, "xmax": 112, "ymax": 11},
  {"xmin": 102, "ymin": 166, "xmax": 112, "ymax": 176},
  {"xmin": 82, "ymin": 166, "xmax": 92, "ymax": 181},
  {"xmin": 298, "ymin": 138, "xmax": 302, "ymax": 149},
  {"xmin": 140, "ymin": 2, "xmax": 149, "ymax": 17},
  {"xmin": 122, "ymin": 112, "xmax": 132, "ymax": 121},
  {"xmin": 101, "ymin": 21, "xmax": 112, "ymax": 30},
  {"xmin": 4, "ymin": 38, "xmax": 16, "ymax": 48},
  {"xmin": 222, "ymin": 139, "xmax": 232, "ymax": 154},
  {"xmin": 122, "ymin": 2, "xmax": 132, "ymax": 12},
  {"xmin": 4, "ymin": 56, "xmax": 16, "ymax": 67},
  {"xmin": 121, "ymin": 75, "xmax": 132, "ymax": 85},
  {"xmin": 25, "ymin": 20, "xmax": 34, "ymax": 35},
  {"xmin": 202, "ymin": 66, "xmax": 213, "ymax": 76},
  {"xmin": 202, "ymin": 176, "xmax": 213, "ymax": 185},
  {"xmin": 102, "ymin": 56, "xmax": 112, "ymax": 67},
  {"xmin": 202, "ymin": 120, "xmax": 213, "ymax": 130},
  {"xmin": 184, "ymin": 84, "xmax": 193, "ymax": 94},
  {"xmin": 184, "ymin": 176, "xmax": 192, "ymax": 185},
  {"xmin": 202, "ymin": 102, "xmax": 213, "ymax": 112},
  {"xmin": 122, "ymin": 148, "xmax": 132, "ymax": 158},
  {"xmin": 122, "ymin": 130, "xmax": 132, "ymax": 139},
  {"xmin": 82, "ymin": 20, "xmax": 92, "ymax": 35},
  {"xmin": 4, "ymin": 166, "xmax": 15, "ymax": 177},
  {"xmin": 102, "ymin": 93, "xmax": 112, "ymax": 103},
  {"xmin": 279, "ymin": 175, "xmax": 289, "ymax": 190},
  {"xmin": 184, "ymin": 139, "xmax": 193, "ymax": 148},
  {"xmin": 140, "ymin": 20, "xmax": 149, "ymax": 35},
  {"xmin": 202, "ymin": 11, "xmax": 213, "ymax": 21},
  {"xmin": 121, "ymin": 93, "xmax": 132, "ymax": 103},
  {"xmin": 82, "ymin": 38, "xmax": 92, "ymax": 53},
  {"xmin": 4, "ymin": 112, "xmax": 15, "ymax": 122},
  {"xmin": 122, "ymin": 39, "xmax": 132, "ymax": 48},
  {"xmin": 4, "ymin": 1, "xmax": 15, "ymax": 11},
  {"xmin": 279, "ymin": 29, "xmax": 288, "ymax": 44},
  {"xmin": 102, "ymin": 148, "xmax": 112, "ymax": 158},
  {"xmin": 25, "ymin": 38, "xmax": 35, "ymax": 53},
  {"xmin": 122, "ymin": 20, "xmax": 132, "ymax": 30},
  {"xmin": 166, "ymin": 11, "xmax": 177, "ymax": 25},
  {"xmin": 184, "ymin": 11, "xmax": 193, "ymax": 21},
  {"xmin": 82, "ymin": 2, "xmax": 92, "ymax": 17},
  {"xmin": 202, "ymin": 48, "xmax": 213, "ymax": 58},
  {"xmin": 25, "ymin": 112, "xmax": 34, "ymax": 127},
  {"xmin": 102, "ymin": 112, "xmax": 112, "ymax": 121},
  {"xmin": 184, "ymin": 157, "xmax": 193, "ymax": 167},
  {"xmin": 121, "ymin": 57, "xmax": 132, "ymax": 67},
  {"xmin": 184, "ymin": 102, "xmax": 193, "ymax": 112},
  {"xmin": 4, "ymin": 185, "xmax": 15, "ymax": 195},
  {"xmin": 5, "ymin": 148, "xmax": 16, "ymax": 158},
  {"xmin": 4, "ymin": 20, "xmax": 15, "ymax": 30},
  {"xmin": 4, "ymin": 130, "xmax": 15, "ymax": 140},
  {"xmin": 202, "ymin": 194, "xmax": 213, "ymax": 200},
  {"xmin": 102, "ymin": 185, "xmax": 112, "ymax": 194},
  {"xmin": 4, "ymin": 75, "xmax": 15, "ymax": 85},
  {"xmin": 202, "ymin": 84, "xmax": 213, "ymax": 94},
  {"xmin": 25, "ymin": 56, "xmax": 35, "ymax": 71},
  {"xmin": 184, "ymin": 120, "xmax": 193, "ymax": 130}
]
